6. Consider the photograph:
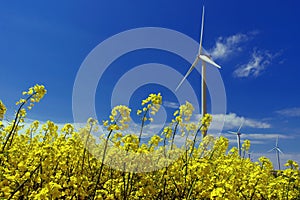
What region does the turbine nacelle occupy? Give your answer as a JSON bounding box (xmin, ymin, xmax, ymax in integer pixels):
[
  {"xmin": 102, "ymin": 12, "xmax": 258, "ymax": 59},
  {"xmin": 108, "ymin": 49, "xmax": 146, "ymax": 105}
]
[
  {"xmin": 198, "ymin": 54, "xmax": 221, "ymax": 69},
  {"xmin": 268, "ymin": 137, "xmax": 284, "ymax": 154},
  {"xmin": 228, "ymin": 131, "xmax": 242, "ymax": 136}
]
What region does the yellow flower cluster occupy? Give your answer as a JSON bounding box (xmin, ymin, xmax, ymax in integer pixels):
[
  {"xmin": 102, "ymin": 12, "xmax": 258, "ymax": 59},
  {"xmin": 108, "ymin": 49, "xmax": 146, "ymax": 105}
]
[
  {"xmin": 0, "ymin": 100, "xmax": 6, "ymax": 123},
  {"xmin": 162, "ymin": 126, "xmax": 173, "ymax": 139},
  {"xmin": 161, "ymin": 102, "xmax": 198, "ymax": 151},
  {"xmin": 0, "ymin": 86, "xmax": 299, "ymax": 199},
  {"xmin": 136, "ymin": 93, "xmax": 162, "ymax": 144},
  {"xmin": 16, "ymin": 84, "xmax": 47, "ymax": 110},
  {"xmin": 242, "ymin": 139, "xmax": 251, "ymax": 152},
  {"xmin": 173, "ymin": 101, "xmax": 194, "ymax": 124},
  {"xmin": 148, "ymin": 135, "xmax": 162, "ymax": 147},
  {"xmin": 137, "ymin": 93, "xmax": 162, "ymax": 122},
  {"xmin": 104, "ymin": 105, "xmax": 131, "ymax": 131},
  {"xmin": 285, "ymin": 160, "xmax": 299, "ymax": 170},
  {"xmin": 200, "ymin": 113, "xmax": 213, "ymax": 136}
]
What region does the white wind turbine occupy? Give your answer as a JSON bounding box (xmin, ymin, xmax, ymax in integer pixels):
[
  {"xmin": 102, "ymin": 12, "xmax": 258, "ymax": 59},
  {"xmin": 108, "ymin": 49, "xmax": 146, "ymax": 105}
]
[
  {"xmin": 175, "ymin": 6, "xmax": 221, "ymax": 137},
  {"xmin": 228, "ymin": 120, "xmax": 245, "ymax": 157},
  {"xmin": 268, "ymin": 136, "xmax": 284, "ymax": 170}
]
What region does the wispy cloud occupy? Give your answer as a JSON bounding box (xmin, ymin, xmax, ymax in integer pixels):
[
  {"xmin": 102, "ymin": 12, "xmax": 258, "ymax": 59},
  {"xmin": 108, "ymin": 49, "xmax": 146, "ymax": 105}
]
[
  {"xmin": 276, "ymin": 107, "xmax": 300, "ymax": 117},
  {"xmin": 244, "ymin": 133, "xmax": 293, "ymax": 140},
  {"xmin": 209, "ymin": 32, "xmax": 254, "ymax": 60},
  {"xmin": 163, "ymin": 101, "xmax": 179, "ymax": 109},
  {"xmin": 233, "ymin": 49, "xmax": 275, "ymax": 78}
]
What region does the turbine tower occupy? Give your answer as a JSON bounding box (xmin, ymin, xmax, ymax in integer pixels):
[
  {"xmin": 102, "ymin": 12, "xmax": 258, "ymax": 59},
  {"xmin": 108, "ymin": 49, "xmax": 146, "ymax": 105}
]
[{"xmin": 175, "ymin": 6, "xmax": 221, "ymax": 137}]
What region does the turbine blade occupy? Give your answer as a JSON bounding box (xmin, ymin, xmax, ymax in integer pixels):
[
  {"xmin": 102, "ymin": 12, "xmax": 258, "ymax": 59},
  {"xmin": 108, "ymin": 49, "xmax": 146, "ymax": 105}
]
[
  {"xmin": 276, "ymin": 136, "xmax": 279, "ymax": 147},
  {"xmin": 227, "ymin": 131, "xmax": 238, "ymax": 135},
  {"xmin": 175, "ymin": 58, "xmax": 200, "ymax": 91},
  {"xmin": 198, "ymin": 6, "xmax": 205, "ymax": 54},
  {"xmin": 277, "ymin": 148, "xmax": 284, "ymax": 154},
  {"xmin": 199, "ymin": 54, "xmax": 221, "ymax": 69},
  {"xmin": 237, "ymin": 120, "xmax": 245, "ymax": 133},
  {"xmin": 268, "ymin": 147, "xmax": 276, "ymax": 152}
]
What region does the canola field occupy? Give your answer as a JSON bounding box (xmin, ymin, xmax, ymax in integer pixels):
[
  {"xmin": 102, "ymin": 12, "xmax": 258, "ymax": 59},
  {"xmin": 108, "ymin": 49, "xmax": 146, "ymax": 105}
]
[{"xmin": 0, "ymin": 85, "xmax": 299, "ymax": 199}]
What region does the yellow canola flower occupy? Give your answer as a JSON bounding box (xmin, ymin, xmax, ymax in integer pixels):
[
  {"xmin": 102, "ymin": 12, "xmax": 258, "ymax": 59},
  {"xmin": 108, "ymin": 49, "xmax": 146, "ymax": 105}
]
[
  {"xmin": 107, "ymin": 124, "xmax": 119, "ymax": 131},
  {"xmin": 210, "ymin": 187, "xmax": 225, "ymax": 198},
  {"xmin": 61, "ymin": 123, "xmax": 74, "ymax": 135},
  {"xmin": 173, "ymin": 110, "xmax": 179, "ymax": 116},
  {"xmin": 149, "ymin": 135, "xmax": 162, "ymax": 146},
  {"xmin": 164, "ymin": 127, "xmax": 173, "ymax": 138},
  {"xmin": 137, "ymin": 109, "xmax": 142, "ymax": 115},
  {"xmin": 103, "ymin": 120, "xmax": 109, "ymax": 126},
  {"xmin": 113, "ymin": 132, "xmax": 123, "ymax": 140}
]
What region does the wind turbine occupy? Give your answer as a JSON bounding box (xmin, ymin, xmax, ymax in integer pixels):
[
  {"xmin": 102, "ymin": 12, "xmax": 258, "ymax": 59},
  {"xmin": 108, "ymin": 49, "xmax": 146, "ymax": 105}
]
[
  {"xmin": 228, "ymin": 120, "xmax": 244, "ymax": 157},
  {"xmin": 175, "ymin": 6, "xmax": 221, "ymax": 137},
  {"xmin": 268, "ymin": 136, "xmax": 284, "ymax": 170}
]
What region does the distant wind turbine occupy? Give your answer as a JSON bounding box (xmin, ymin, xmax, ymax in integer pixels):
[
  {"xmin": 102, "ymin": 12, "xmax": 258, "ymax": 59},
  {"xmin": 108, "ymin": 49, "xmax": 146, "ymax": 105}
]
[
  {"xmin": 228, "ymin": 120, "xmax": 245, "ymax": 157},
  {"xmin": 268, "ymin": 136, "xmax": 284, "ymax": 170},
  {"xmin": 247, "ymin": 151, "xmax": 254, "ymax": 161},
  {"xmin": 175, "ymin": 6, "xmax": 221, "ymax": 137}
]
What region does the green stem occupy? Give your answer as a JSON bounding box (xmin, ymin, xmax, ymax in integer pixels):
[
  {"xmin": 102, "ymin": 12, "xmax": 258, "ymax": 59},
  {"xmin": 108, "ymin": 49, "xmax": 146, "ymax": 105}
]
[
  {"xmin": 91, "ymin": 129, "xmax": 113, "ymax": 199},
  {"xmin": 138, "ymin": 108, "xmax": 150, "ymax": 144},
  {"xmin": 170, "ymin": 122, "xmax": 179, "ymax": 151},
  {"xmin": 2, "ymin": 93, "xmax": 35, "ymax": 152},
  {"xmin": 190, "ymin": 124, "xmax": 203, "ymax": 158},
  {"xmin": 81, "ymin": 123, "xmax": 94, "ymax": 173}
]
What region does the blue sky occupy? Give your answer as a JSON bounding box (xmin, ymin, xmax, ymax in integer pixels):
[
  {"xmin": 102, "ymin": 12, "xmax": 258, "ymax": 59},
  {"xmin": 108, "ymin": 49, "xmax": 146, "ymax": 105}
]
[{"xmin": 1, "ymin": 0, "xmax": 300, "ymax": 166}]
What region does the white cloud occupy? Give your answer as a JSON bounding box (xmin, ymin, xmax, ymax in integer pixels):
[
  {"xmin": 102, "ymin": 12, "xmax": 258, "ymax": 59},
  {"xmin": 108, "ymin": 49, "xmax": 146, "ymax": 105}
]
[
  {"xmin": 276, "ymin": 107, "xmax": 300, "ymax": 117},
  {"xmin": 210, "ymin": 113, "xmax": 271, "ymax": 130},
  {"xmin": 209, "ymin": 33, "xmax": 251, "ymax": 60},
  {"xmin": 233, "ymin": 49, "xmax": 274, "ymax": 78}
]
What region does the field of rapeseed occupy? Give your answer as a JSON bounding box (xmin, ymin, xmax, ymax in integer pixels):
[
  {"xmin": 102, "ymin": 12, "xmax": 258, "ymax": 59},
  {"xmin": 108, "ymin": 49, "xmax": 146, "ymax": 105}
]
[{"xmin": 0, "ymin": 85, "xmax": 299, "ymax": 199}]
